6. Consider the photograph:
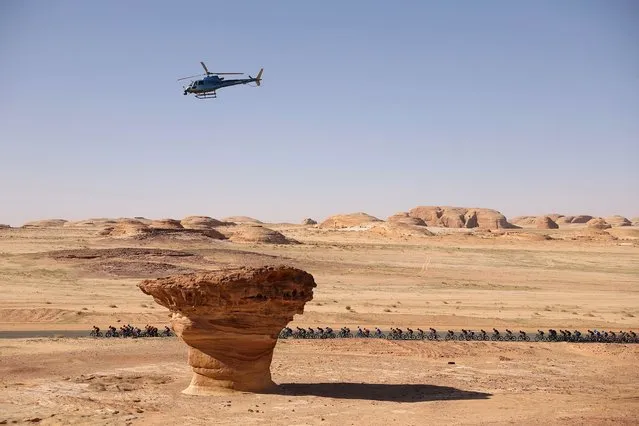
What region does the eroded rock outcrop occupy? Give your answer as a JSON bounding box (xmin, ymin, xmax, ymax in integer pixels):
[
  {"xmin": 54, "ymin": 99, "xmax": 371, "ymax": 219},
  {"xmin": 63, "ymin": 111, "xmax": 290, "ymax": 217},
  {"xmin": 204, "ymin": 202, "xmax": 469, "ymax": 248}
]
[
  {"xmin": 150, "ymin": 219, "xmax": 184, "ymax": 230},
  {"xmin": 407, "ymin": 206, "xmax": 442, "ymax": 225},
  {"xmin": 499, "ymin": 231, "xmax": 552, "ymax": 242},
  {"xmin": 535, "ymin": 216, "xmax": 559, "ymax": 229},
  {"xmin": 138, "ymin": 266, "xmax": 316, "ymax": 394},
  {"xmin": 319, "ymin": 212, "xmax": 382, "ymax": 229},
  {"xmin": 586, "ymin": 218, "xmax": 611, "ymax": 230},
  {"xmin": 555, "ymin": 216, "xmax": 575, "ymax": 225},
  {"xmin": 608, "ymin": 227, "xmax": 639, "ymax": 240},
  {"xmin": 301, "ymin": 218, "xmax": 317, "ymax": 225},
  {"xmin": 604, "ymin": 215, "xmax": 631, "ymax": 227},
  {"xmin": 64, "ymin": 218, "xmax": 117, "ymax": 228},
  {"xmin": 365, "ymin": 222, "xmax": 434, "ymax": 238},
  {"xmin": 181, "ymin": 216, "xmax": 229, "ymax": 229},
  {"xmin": 564, "ymin": 228, "xmax": 616, "ymax": 241},
  {"xmin": 222, "ymin": 216, "xmax": 262, "ymax": 224},
  {"xmin": 100, "ymin": 218, "xmax": 226, "ymax": 240},
  {"xmin": 387, "ymin": 213, "xmax": 427, "ymax": 227},
  {"xmin": 509, "ymin": 216, "xmax": 536, "ymax": 226},
  {"xmin": 407, "ymin": 206, "xmax": 515, "ymax": 229},
  {"xmin": 571, "ymin": 215, "xmax": 593, "ymax": 224},
  {"xmin": 22, "ymin": 219, "xmax": 68, "ymax": 228},
  {"xmin": 100, "ymin": 219, "xmax": 152, "ymax": 237},
  {"xmin": 438, "ymin": 208, "xmax": 467, "ymax": 228},
  {"xmin": 220, "ymin": 224, "xmax": 296, "ymax": 244}
]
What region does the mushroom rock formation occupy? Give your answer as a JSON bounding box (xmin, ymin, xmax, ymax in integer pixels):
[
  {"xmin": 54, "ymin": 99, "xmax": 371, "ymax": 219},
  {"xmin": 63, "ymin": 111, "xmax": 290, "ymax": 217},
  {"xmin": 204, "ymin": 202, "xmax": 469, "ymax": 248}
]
[
  {"xmin": 138, "ymin": 266, "xmax": 316, "ymax": 395},
  {"xmin": 571, "ymin": 215, "xmax": 593, "ymax": 224},
  {"xmin": 301, "ymin": 218, "xmax": 317, "ymax": 225},
  {"xmin": 535, "ymin": 216, "xmax": 559, "ymax": 229},
  {"xmin": 604, "ymin": 215, "xmax": 631, "ymax": 227},
  {"xmin": 586, "ymin": 218, "xmax": 611, "ymax": 230}
]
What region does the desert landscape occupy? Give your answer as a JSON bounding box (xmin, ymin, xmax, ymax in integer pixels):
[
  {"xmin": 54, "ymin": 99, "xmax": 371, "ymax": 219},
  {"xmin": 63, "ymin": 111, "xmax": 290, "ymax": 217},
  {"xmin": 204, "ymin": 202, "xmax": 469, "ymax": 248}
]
[{"xmin": 1, "ymin": 206, "xmax": 638, "ymax": 424}]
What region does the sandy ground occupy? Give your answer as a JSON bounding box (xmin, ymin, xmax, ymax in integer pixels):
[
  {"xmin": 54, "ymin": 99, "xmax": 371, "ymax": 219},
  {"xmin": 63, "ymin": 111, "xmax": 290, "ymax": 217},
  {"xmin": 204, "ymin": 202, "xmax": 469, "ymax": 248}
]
[
  {"xmin": 1, "ymin": 338, "xmax": 638, "ymax": 425},
  {"xmin": 0, "ymin": 221, "xmax": 638, "ymax": 424}
]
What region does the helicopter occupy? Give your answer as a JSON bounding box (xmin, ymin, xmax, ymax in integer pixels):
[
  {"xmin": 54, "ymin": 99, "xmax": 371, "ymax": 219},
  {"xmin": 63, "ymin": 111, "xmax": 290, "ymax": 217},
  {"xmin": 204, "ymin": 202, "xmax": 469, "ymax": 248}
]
[{"xmin": 178, "ymin": 61, "xmax": 263, "ymax": 99}]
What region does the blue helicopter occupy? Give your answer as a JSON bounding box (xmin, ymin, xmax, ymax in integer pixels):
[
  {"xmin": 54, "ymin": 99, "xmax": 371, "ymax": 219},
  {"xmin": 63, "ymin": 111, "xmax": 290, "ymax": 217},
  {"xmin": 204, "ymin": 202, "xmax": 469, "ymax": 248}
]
[{"xmin": 178, "ymin": 61, "xmax": 263, "ymax": 99}]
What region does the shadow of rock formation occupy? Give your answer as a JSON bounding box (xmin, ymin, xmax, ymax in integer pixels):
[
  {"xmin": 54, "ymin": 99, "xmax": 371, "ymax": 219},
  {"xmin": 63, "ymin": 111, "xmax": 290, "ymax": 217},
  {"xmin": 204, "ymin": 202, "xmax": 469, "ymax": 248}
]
[{"xmin": 275, "ymin": 383, "xmax": 491, "ymax": 402}]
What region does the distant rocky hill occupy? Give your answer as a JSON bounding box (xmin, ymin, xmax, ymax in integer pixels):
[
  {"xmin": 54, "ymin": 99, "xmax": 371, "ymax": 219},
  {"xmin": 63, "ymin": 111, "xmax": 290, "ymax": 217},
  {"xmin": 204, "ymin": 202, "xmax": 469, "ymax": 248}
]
[
  {"xmin": 512, "ymin": 213, "xmax": 634, "ymax": 229},
  {"xmin": 319, "ymin": 212, "xmax": 382, "ymax": 229},
  {"xmin": 222, "ymin": 216, "xmax": 262, "ymax": 224},
  {"xmin": 405, "ymin": 206, "xmax": 516, "ymax": 230}
]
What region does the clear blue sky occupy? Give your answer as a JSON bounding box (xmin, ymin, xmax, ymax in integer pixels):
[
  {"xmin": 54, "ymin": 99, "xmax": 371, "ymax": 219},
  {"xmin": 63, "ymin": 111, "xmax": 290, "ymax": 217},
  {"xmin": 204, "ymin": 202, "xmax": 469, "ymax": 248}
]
[{"xmin": 1, "ymin": 0, "xmax": 637, "ymax": 226}]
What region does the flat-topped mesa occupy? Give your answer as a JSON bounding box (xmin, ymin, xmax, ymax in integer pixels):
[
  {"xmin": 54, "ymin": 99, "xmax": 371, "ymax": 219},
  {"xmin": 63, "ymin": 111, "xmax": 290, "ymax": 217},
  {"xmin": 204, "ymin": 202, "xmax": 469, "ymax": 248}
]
[{"xmin": 138, "ymin": 265, "xmax": 316, "ymax": 395}]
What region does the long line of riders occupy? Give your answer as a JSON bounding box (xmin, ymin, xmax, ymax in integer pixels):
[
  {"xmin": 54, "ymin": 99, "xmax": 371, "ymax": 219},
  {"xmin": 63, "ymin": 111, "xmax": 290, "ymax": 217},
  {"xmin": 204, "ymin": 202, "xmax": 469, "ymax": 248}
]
[
  {"xmin": 89, "ymin": 324, "xmax": 172, "ymax": 338},
  {"xmin": 88, "ymin": 325, "xmax": 638, "ymax": 343},
  {"xmin": 278, "ymin": 326, "xmax": 639, "ymax": 343}
]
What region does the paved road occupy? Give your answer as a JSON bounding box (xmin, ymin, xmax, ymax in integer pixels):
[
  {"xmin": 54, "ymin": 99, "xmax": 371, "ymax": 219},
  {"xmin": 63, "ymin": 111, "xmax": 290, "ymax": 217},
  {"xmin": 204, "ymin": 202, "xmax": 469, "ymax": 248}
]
[
  {"xmin": 0, "ymin": 329, "xmax": 633, "ymax": 343},
  {"xmin": 0, "ymin": 329, "xmax": 486, "ymax": 340},
  {"xmin": 0, "ymin": 330, "xmax": 92, "ymax": 339}
]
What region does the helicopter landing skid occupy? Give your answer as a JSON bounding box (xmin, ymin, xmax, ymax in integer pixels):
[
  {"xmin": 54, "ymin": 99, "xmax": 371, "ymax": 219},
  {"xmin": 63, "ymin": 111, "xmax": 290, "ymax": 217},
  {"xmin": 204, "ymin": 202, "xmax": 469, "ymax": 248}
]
[{"xmin": 195, "ymin": 92, "xmax": 217, "ymax": 99}]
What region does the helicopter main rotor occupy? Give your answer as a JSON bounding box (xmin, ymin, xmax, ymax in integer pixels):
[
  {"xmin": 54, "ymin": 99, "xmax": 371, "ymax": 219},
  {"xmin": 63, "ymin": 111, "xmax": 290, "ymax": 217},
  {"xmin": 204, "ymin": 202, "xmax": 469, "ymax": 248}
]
[{"xmin": 177, "ymin": 61, "xmax": 244, "ymax": 81}]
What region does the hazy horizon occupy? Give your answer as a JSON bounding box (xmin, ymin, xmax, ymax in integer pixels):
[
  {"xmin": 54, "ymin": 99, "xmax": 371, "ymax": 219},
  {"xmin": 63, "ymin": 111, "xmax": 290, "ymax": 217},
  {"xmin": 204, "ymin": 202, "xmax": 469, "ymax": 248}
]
[{"xmin": 2, "ymin": 1, "xmax": 638, "ymax": 227}]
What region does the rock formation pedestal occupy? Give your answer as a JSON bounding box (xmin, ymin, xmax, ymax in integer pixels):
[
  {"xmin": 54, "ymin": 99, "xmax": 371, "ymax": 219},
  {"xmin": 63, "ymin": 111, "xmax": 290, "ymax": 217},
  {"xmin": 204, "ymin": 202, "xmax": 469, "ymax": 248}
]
[{"xmin": 138, "ymin": 266, "xmax": 315, "ymax": 395}]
